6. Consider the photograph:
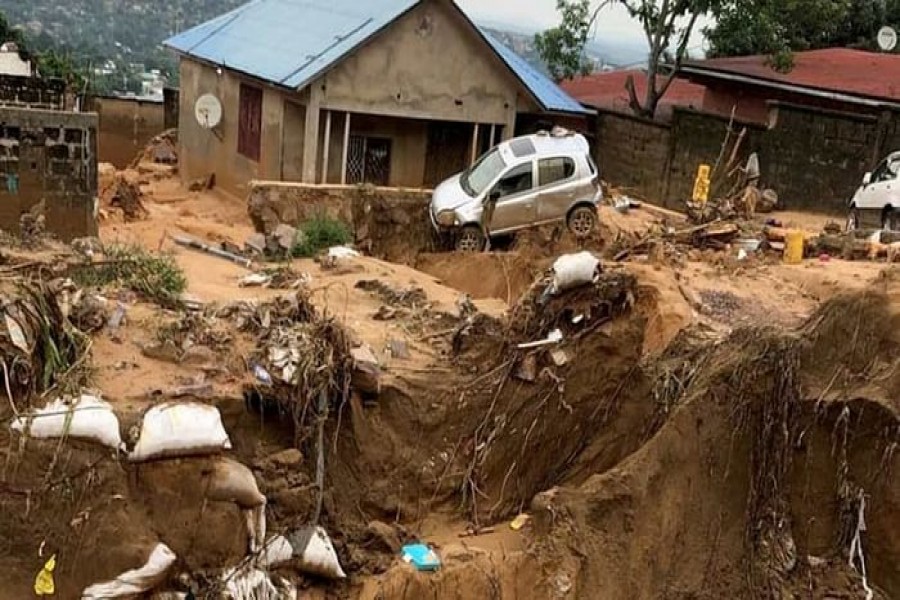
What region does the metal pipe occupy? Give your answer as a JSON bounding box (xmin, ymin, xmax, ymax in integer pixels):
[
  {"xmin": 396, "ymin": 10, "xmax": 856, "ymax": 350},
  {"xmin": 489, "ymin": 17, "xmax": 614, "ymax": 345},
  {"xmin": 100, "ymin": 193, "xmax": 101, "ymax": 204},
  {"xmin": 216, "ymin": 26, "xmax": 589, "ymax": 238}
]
[{"xmin": 172, "ymin": 235, "xmax": 252, "ymax": 268}]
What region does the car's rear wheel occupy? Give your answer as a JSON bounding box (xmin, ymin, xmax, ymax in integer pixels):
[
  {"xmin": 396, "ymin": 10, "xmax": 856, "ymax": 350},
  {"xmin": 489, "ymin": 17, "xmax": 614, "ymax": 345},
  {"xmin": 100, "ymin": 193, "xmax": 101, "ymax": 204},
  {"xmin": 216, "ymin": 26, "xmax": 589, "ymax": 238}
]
[
  {"xmin": 567, "ymin": 205, "xmax": 597, "ymax": 238},
  {"xmin": 883, "ymin": 208, "xmax": 899, "ymax": 231},
  {"xmin": 455, "ymin": 225, "xmax": 485, "ymax": 253},
  {"xmin": 846, "ymin": 206, "xmax": 860, "ymax": 232}
]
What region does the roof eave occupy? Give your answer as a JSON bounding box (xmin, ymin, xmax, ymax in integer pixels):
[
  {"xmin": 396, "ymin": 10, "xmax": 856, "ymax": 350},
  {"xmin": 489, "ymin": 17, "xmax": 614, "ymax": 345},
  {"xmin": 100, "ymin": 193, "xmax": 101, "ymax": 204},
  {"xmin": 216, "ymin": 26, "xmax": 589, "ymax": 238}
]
[{"xmin": 679, "ymin": 65, "xmax": 900, "ymax": 109}]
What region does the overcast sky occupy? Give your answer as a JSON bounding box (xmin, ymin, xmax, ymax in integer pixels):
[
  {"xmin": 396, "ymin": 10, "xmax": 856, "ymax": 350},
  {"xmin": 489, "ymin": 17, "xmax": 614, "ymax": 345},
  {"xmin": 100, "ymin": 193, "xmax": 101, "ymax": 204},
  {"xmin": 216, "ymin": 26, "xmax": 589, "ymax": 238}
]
[{"xmin": 456, "ymin": 0, "xmax": 714, "ymax": 46}]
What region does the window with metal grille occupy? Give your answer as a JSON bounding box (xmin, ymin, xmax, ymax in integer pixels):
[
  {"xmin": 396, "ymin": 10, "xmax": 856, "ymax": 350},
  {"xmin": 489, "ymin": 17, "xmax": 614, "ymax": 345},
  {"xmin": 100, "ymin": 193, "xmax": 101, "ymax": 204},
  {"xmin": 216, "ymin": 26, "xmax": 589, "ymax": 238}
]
[
  {"xmin": 238, "ymin": 84, "xmax": 262, "ymax": 161},
  {"xmin": 347, "ymin": 136, "xmax": 391, "ymax": 186}
]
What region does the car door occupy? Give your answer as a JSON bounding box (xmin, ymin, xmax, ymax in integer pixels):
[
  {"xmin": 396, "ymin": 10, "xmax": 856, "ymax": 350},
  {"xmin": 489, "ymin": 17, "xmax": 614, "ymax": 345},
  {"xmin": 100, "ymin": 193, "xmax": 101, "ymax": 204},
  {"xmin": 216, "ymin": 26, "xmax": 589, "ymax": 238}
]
[
  {"xmin": 534, "ymin": 156, "xmax": 577, "ymax": 223},
  {"xmin": 856, "ymin": 157, "xmax": 897, "ymax": 210},
  {"xmin": 487, "ymin": 161, "xmax": 536, "ymax": 233}
]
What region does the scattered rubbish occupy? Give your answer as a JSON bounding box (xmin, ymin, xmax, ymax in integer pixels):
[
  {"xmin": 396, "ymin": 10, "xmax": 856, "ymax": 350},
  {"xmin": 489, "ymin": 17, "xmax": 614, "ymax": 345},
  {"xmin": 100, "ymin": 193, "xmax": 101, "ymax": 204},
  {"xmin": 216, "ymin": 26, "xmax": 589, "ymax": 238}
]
[
  {"xmin": 251, "ymin": 363, "xmax": 273, "ymax": 386},
  {"xmin": 401, "ymin": 543, "xmax": 441, "ymax": 572},
  {"xmin": 33, "ymin": 554, "xmax": 56, "ymax": 596},
  {"xmin": 517, "ymin": 328, "xmax": 564, "ymax": 350},
  {"xmin": 388, "ymin": 339, "xmax": 410, "ymax": 360},
  {"xmin": 734, "ymin": 238, "xmax": 761, "ymax": 253},
  {"xmin": 571, "ymin": 314, "xmax": 584, "ymax": 325},
  {"xmin": 848, "ymin": 490, "xmax": 874, "ymax": 600},
  {"xmin": 459, "ymin": 526, "xmax": 495, "ymax": 538},
  {"xmin": 273, "ymin": 224, "xmax": 299, "ymax": 253},
  {"xmin": 220, "ymin": 566, "xmax": 296, "ymax": 600},
  {"xmin": 288, "ymin": 526, "xmax": 347, "ymax": 580},
  {"xmin": 129, "ymin": 402, "xmax": 232, "ymax": 462},
  {"xmin": 239, "ymin": 273, "xmax": 272, "ymax": 288},
  {"xmin": 244, "ymin": 233, "xmax": 268, "ymax": 256},
  {"xmin": 819, "ymin": 253, "xmax": 831, "ymax": 263},
  {"xmin": 549, "ymin": 349, "xmax": 569, "ymax": 367},
  {"xmin": 766, "ymin": 218, "xmax": 783, "ymax": 227},
  {"xmin": 11, "ymin": 395, "xmax": 124, "ymax": 450},
  {"xmin": 510, "ymin": 513, "xmax": 531, "ymax": 531},
  {"xmin": 172, "ymin": 234, "xmax": 252, "ymax": 269},
  {"xmin": 108, "ymin": 303, "xmax": 127, "ymax": 337},
  {"xmin": 551, "ymin": 252, "xmax": 600, "ymax": 293},
  {"xmin": 514, "ymin": 353, "xmax": 538, "ymax": 382},
  {"xmin": 737, "ymin": 249, "xmax": 748, "ymax": 261},
  {"xmin": 81, "ymin": 544, "xmax": 177, "ymax": 599},
  {"xmin": 783, "ymin": 230, "xmax": 805, "ymax": 265},
  {"xmin": 204, "ymin": 457, "xmax": 267, "ymax": 553},
  {"xmin": 327, "ymin": 246, "xmax": 360, "ymax": 259}
]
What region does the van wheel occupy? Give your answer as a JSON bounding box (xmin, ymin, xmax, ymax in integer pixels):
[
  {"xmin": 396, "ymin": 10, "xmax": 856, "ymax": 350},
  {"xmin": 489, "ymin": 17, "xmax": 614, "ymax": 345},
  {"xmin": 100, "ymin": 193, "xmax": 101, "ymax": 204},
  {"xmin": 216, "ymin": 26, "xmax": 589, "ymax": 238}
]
[
  {"xmin": 883, "ymin": 208, "xmax": 898, "ymax": 231},
  {"xmin": 567, "ymin": 206, "xmax": 597, "ymax": 239},
  {"xmin": 455, "ymin": 226, "xmax": 485, "ymax": 253},
  {"xmin": 846, "ymin": 206, "xmax": 859, "ymax": 232}
]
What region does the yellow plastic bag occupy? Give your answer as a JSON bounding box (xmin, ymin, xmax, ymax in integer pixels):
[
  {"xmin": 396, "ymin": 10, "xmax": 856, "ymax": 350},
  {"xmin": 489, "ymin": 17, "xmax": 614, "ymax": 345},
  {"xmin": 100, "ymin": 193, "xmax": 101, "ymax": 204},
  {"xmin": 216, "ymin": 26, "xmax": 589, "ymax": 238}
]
[{"xmin": 34, "ymin": 554, "xmax": 56, "ymax": 596}]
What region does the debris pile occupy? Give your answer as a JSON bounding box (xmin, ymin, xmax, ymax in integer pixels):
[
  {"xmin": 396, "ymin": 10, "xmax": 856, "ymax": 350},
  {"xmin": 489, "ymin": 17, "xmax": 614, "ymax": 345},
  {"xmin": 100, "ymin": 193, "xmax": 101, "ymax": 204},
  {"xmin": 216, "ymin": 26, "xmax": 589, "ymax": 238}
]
[{"xmin": 129, "ymin": 128, "xmax": 178, "ymax": 168}]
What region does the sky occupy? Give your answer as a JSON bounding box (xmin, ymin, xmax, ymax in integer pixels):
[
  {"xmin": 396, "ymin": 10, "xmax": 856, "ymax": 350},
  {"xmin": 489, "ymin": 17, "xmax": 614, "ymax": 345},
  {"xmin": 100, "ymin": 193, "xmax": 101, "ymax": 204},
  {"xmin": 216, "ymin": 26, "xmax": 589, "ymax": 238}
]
[{"xmin": 456, "ymin": 0, "xmax": 714, "ymax": 46}]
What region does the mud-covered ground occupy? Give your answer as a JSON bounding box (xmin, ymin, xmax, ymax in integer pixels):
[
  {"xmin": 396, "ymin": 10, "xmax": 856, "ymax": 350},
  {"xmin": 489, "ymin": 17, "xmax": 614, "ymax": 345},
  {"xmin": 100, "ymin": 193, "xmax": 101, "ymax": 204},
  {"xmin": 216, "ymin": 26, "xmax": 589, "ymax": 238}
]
[{"xmin": 0, "ymin": 164, "xmax": 896, "ymax": 599}]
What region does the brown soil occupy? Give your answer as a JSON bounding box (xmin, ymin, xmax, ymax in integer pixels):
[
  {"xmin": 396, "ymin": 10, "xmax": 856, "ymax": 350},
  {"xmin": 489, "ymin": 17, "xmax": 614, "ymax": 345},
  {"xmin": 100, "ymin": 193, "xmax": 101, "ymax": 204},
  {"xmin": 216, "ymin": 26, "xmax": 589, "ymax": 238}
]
[{"xmin": 1, "ymin": 163, "xmax": 898, "ymax": 599}]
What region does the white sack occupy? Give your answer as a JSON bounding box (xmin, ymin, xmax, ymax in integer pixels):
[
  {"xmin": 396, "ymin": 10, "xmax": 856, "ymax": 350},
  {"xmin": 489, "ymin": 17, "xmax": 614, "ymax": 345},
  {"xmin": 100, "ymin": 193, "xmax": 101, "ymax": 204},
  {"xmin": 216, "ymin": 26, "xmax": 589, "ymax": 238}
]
[
  {"xmin": 551, "ymin": 252, "xmax": 600, "ymax": 292},
  {"xmin": 129, "ymin": 402, "xmax": 231, "ymax": 462},
  {"xmin": 222, "ymin": 567, "xmax": 297, "ymax": 600},
  {"xmin": 11, "ymin": 395, "xmax": 123, "ymax": 450},
  {"xmin": 289, "ymin": 526, "xmax": 347, "ymax": 580},
  {"xmin": 259, "ymin": 535, "xmax": 294, "ymax": 569},
  {"xmin": 82, "ymin": 543, "xmax": 176, "ymax": 599}
]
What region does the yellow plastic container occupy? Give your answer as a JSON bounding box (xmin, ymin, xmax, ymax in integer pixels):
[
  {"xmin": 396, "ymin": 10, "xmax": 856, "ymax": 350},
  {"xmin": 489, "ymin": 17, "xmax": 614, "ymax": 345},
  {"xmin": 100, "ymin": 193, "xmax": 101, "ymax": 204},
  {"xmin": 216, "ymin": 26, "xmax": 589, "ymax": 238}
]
[{"xmin": 783, "ymin": 230, "xmax": 805, "ymax": 265}]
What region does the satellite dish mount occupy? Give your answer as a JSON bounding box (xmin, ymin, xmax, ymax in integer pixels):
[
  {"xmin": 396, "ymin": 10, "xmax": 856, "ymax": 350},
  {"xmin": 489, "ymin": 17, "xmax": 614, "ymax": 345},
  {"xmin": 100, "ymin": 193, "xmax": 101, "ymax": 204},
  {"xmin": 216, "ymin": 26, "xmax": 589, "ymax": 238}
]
[{"xmin": 195, "ymin": 93, "xmax": 223, "ymax": 132}]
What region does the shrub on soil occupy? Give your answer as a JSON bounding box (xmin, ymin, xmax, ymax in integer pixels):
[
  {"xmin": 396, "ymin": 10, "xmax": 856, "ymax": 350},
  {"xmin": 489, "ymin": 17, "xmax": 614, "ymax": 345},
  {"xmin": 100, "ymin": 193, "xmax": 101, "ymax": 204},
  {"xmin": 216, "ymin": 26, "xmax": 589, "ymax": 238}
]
[
  {"xmin": 73, "ymin": 244, "xmax": 187, "ymax": 307},
  {"xmin": 292, "ymin": 216, "xmax": 352, "ymax": 258}
]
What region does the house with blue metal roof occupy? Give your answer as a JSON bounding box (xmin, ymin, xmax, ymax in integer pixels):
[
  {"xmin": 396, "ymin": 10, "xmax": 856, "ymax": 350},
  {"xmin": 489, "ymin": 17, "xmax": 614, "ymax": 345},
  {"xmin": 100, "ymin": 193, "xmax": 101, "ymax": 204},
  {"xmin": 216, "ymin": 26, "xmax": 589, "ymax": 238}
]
[{"xmin": 164, "ymin": 0, "xmax": 591, "ymax": 194}]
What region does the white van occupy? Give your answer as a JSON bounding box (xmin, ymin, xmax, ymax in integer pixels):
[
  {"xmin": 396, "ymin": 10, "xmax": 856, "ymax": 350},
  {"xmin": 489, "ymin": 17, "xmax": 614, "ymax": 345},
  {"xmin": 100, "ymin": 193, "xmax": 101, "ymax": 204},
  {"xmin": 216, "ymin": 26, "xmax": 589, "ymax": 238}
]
[{"xmin": 847, "ymin": 151, "xmax": 900, "ymax": 231}]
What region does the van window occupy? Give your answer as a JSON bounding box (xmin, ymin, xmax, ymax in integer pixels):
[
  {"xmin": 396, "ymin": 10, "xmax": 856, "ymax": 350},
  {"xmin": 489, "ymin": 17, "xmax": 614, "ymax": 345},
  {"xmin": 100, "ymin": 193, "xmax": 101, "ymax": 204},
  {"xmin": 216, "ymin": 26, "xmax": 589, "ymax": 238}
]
[
  {"xmin": 538, "ymin": 157, "xmax": 576, "ymax": 186},
  {"xmin": 493, "ymin": 163, "xmax": 533, "ymax": 200}
]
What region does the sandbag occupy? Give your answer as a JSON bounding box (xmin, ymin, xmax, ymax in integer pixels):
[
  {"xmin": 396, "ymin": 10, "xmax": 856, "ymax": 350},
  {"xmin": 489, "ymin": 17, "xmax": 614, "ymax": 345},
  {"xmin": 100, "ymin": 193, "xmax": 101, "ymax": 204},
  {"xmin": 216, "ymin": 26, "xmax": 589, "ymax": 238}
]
[
  {"xmin": 129, "ymin": 402, "xmax": 231, "ymax": 462},
  {"xmin": 82, "ymin": 543, "xmax": 176, "ymax": 599},
  {"xmin": 12, "ymin": 394, "xmax": 123, "ymax": 450},
  {"xmin": 551, "ymin": 252, "xmax": 600, "ymax": 292},
  {"xmin": 288, "ymin": 526, "xmax": 347, "ymax": 579},
  {"xmin": 259, "ymin": 535, "xmax": 293, "ymax": 569},
  {"xmin": 202, "ymin": 457, "xmax": 267, "ymax": 552}
]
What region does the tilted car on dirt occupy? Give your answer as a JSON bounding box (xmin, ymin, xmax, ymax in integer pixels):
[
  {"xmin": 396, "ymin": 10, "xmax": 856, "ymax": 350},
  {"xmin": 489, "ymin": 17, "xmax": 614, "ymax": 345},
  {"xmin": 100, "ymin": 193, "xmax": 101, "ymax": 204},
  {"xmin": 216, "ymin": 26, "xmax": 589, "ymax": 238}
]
[{"xmin": 430, "ymin": 130, "xmax": 602, "ymax": 251}]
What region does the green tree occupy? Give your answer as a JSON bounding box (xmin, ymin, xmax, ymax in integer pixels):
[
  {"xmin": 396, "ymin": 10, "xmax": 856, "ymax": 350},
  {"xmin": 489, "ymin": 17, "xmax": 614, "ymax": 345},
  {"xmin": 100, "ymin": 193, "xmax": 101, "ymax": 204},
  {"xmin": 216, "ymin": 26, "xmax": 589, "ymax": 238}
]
[
  {"xmin": 707, "ymin": 0, "xmax": 900, "ymax": 67},
  {"xmin": 538, "ymin": 1, "xmax": 717, "ymax": 118},
  {"xmin": 535, "ymin": 0, "xmax": 611, "ymax": 81}
]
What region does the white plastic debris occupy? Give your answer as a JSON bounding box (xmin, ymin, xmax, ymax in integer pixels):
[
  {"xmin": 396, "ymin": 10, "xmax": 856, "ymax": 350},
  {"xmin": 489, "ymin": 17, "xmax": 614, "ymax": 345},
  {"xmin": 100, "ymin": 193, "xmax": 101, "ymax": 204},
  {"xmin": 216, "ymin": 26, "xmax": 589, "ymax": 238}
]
[
  {"xmin": 11, "ymin": 394, "xmax": 123, "ymax": 450},
  {"xmin": 551, "ymin": 252, "xmax": 600, "ymax": 292},
  {"xmin": 288, "ymin": 526, "xmax": 347, "ymax": 580},
  {"xmin": 848, "ymin": 490, "xmax": 874, "ymax": 600},
  {"xmin": 129, "ymin": 402, "xmax": 232, "ymax": 462},
  {"xmin": 238, "ymin": 273, "xmax": 272, "ymax": 288},
  {"xmin": 517, "ymin": 328, "xmax": 564, "ymax": 350},
  {"xmin": 868, "ymin": 230, "xmax": 883, "ymax": 244},
  {"xmin": 327, "ymin": 246, "xmax": 360, "ymax": 259},
  {"xmin": 221, "ymin": 566, "xmax": 297, "ymax": 600},
  {"xmin": 81, "ymin": 543, "xmax": 176, "ymax": 599}
]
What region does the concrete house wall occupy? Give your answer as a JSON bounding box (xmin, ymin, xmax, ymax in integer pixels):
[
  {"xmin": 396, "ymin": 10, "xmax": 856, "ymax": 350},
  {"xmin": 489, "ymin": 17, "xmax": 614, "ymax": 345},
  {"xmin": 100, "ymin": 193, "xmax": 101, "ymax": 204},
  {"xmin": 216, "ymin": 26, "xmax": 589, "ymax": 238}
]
[
  {"xmin": 175, "ymin": 0, "xmax": 539, "ymax": 197},
  {"xmin": 86, "ymin": 96, "xmax": 166, "ymax": 168}
]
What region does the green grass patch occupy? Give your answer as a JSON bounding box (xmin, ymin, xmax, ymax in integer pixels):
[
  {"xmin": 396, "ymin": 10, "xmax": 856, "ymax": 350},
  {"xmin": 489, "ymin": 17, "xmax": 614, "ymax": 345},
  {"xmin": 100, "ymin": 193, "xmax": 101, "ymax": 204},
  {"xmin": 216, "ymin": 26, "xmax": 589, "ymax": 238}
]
[
  {"xmin": 72, "ymin": 244, "xmax": 187, "ymax": 307},
  {"xmin": 292, "ymin": 215, "xmax": 352, "ymax": 258}
]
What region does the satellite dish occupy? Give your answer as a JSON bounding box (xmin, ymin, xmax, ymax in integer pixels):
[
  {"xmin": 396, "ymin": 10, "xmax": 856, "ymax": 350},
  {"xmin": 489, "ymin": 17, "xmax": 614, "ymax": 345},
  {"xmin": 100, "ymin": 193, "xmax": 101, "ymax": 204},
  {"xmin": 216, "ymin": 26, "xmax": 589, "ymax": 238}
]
[
  {"xmin": 195, "ymin": 94, "xmax": 223, "ymax": 129},
  {"xmin": 878, "ymin": 26, "xmax": 897, "ymax": 52}
]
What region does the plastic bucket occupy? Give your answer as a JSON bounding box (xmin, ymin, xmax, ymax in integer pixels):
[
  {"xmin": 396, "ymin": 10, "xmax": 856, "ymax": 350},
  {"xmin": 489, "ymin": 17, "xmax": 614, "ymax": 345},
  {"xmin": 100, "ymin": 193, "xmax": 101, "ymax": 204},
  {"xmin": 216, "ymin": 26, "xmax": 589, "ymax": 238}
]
[{"xmin": 783, "ymin": 230, "xmax": 804, "ymax": 264}]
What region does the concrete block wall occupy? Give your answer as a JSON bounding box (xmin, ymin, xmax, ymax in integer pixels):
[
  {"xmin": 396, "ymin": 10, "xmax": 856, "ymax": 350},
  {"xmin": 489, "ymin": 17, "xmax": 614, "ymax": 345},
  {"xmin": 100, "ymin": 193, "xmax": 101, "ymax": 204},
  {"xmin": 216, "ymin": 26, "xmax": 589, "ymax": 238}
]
[
  {"xmin": 0, "ymin": 75, "xmax": 66, "ymax": 111},
  {"xmin": 84, "ymin": 95, "xmax": 166, "ymax": 168},
  {"xmin": 0, "ymin": 107, "xmax": 98, "ymax": 240},
  {"xmin": 595, "ymin": 111, "xmax": 671, "ymax": 201}
]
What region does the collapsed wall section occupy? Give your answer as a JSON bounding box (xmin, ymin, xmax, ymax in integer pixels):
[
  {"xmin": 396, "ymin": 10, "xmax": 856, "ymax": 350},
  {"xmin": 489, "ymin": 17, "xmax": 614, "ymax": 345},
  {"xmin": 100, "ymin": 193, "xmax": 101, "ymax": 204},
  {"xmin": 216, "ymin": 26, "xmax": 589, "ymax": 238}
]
[
  {"xmin": 0, "ymin": 107, "xmax": 99, "ymax": 240},
  {"xmin": 247, "ymin": 181, "xmax": 436, "ymax": 261}
]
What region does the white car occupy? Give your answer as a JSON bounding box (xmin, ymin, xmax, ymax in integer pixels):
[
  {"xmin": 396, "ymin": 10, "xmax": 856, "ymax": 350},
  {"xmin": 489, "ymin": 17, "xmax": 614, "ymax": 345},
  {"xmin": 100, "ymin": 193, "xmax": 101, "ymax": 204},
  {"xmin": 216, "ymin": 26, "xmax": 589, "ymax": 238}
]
[{"xmin": 847, "ymin": 151, "xmax": 900, "ymax": 231}]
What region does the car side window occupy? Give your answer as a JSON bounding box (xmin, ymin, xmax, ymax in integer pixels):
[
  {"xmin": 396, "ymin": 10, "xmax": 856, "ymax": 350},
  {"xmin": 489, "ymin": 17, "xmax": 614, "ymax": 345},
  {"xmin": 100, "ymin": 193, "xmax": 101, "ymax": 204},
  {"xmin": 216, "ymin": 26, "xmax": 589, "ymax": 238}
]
[
  {"xmin": 538, "ymin": 157, "xmax": 576, "ymax": 187},
  {"xmin": 873, "ymin": 159, "xmax": 895, "ymax": 183},
  {"xmin": 492, "ymin": 163, "xmax": 533, "ymax": 200}
]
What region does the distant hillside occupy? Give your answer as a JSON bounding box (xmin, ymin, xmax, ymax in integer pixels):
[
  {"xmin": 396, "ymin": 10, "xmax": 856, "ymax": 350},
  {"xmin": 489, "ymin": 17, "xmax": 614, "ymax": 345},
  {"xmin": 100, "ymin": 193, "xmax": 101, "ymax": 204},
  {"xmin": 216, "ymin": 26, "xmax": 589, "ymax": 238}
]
[{"xmin": 0, "ymin": 0, "xmax": 244, "ymax": 90}]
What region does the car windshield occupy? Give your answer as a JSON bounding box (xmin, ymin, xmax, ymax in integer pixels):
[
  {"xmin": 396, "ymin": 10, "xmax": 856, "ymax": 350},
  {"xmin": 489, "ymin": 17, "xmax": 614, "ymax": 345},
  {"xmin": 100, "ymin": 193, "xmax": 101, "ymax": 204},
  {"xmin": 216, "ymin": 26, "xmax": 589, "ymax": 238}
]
[{"xmin": 461, "ymin": 148, "xmax": 507, "ymax": 197}]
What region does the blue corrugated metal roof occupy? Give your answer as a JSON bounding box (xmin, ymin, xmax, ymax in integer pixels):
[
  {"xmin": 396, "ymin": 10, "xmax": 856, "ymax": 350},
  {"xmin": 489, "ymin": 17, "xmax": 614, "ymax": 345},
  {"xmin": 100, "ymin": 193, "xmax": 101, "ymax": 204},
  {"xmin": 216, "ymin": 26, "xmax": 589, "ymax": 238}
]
[
  {"xmin": 478, "ymin": 29, "xmax": 592, "ymax": 115},
  {"xmin": 164, "ymin": 0, "xmax": 591, "ymax": 115},
  {"xmin": 164, "ymin": 0, "xmax": 419, "ymax": 90}
]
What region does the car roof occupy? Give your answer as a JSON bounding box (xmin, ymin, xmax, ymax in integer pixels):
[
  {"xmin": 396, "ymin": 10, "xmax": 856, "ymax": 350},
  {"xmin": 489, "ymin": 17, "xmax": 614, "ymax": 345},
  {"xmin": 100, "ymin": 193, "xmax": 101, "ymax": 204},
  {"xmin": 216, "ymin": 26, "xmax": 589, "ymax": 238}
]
[{"xmin": 498, "ymin": 131, "xmax": 589, "ymax": 163}]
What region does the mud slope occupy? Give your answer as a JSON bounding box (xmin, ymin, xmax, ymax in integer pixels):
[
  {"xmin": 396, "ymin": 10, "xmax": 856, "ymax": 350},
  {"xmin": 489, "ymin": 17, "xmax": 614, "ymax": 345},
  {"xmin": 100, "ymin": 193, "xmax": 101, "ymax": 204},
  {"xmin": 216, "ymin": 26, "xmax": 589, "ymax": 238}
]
[{"xmin": 524, "ymin": 285, "xmax": 900, "ymax": 599}]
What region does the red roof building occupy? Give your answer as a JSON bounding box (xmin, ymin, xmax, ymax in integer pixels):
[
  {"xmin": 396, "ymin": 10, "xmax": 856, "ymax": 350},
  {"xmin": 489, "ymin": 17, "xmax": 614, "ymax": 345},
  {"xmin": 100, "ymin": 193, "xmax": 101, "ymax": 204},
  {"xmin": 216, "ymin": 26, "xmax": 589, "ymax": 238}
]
[
  {"xmin": 561, "ymin": 69, "xmax": 706, "ymax": 121},
  {"xmin": 680, "ymin": 48, "xmax": 900, "ymax": 124}
]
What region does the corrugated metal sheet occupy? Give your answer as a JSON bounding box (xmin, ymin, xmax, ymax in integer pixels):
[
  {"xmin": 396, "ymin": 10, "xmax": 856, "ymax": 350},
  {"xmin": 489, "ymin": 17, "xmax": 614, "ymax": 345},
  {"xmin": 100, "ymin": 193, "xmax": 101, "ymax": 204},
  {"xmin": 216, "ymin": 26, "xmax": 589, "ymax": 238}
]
[
  {"xmin": 164, "ymin": 0, "xmax": 419, "ymax": 90},
  {"xmin": 479, "ymin": 29, "xmax": 591, "ymax": 115},
  {"xmin": 164, "ymin": 0, "xmax": 591, "ymax": 115}
]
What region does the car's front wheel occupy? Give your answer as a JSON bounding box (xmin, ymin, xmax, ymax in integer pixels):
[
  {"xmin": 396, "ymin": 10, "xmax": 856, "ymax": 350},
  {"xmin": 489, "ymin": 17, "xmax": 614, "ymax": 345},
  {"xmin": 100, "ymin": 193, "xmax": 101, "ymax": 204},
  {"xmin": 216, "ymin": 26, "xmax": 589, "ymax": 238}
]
[
  {"xmin": 455, "ymin": 225, "xmax": 485, "ymax": 253},
  {"xmin": 567, "ymin": 205, "xmax": 598, "ymax": 239},
  {"xmin": 846, "ymin": 205, "xmax": 860, "ymax": 232}
]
